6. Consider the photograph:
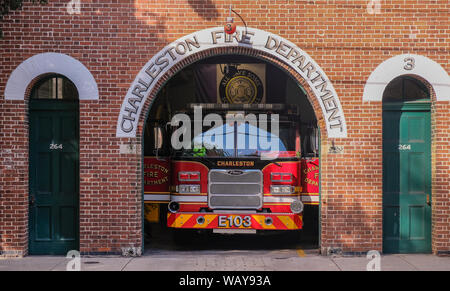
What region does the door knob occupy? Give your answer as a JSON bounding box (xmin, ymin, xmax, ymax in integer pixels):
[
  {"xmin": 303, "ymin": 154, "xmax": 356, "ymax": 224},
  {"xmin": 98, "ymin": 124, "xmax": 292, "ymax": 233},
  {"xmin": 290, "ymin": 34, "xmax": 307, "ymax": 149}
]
[
  {"xmin": 30, "ymin": 195, "xmax": 36, "ymax": 206},
  {"xmin": 426, "ymin": 194, "xmax": 431, "ymax": 206}
]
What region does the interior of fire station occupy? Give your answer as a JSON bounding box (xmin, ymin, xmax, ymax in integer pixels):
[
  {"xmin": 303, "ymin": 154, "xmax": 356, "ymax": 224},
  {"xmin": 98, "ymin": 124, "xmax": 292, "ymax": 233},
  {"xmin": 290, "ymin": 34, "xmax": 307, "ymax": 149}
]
[{"xmin": 142, "ymin": 54, "xmax": 321, "ymax": 250}]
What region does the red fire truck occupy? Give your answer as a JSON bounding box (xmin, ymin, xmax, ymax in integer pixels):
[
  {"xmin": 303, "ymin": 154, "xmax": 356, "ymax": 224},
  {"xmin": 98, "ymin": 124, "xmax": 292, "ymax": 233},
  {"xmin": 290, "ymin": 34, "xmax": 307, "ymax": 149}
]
[{"xmin": 143, "ymin": 103, "xmax": 320, "ymax": 237}]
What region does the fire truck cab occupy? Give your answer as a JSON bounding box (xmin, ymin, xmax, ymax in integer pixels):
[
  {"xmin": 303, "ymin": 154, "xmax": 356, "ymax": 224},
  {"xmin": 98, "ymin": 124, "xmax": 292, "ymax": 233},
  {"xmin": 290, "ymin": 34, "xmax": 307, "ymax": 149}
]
[{"xmin": 167, "ymin": 103, "xmax": 304, "ymax": 233}]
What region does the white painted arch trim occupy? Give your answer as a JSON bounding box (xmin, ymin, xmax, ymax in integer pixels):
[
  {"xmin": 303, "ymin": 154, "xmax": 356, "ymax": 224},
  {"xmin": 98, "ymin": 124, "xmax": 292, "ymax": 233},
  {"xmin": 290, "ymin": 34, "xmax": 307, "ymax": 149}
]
[
  {"xmin": 363, "ymin": 54, "xmax": 450, "ymax": 102},
  {"xmin": 116, "ymin": 26, "xmax": 347, "ymax": 138},
  {"xmin": 4, "ymin": 53, "xmax": 98, "ymax": 100}
]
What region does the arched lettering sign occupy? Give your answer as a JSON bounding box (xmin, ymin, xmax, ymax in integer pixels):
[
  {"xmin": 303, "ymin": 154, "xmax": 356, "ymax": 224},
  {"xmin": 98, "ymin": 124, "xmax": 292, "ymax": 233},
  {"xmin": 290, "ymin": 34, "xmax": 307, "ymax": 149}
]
[{"xmin": 116, "ymin": 27, "xmax": 347, "ymax": 138}]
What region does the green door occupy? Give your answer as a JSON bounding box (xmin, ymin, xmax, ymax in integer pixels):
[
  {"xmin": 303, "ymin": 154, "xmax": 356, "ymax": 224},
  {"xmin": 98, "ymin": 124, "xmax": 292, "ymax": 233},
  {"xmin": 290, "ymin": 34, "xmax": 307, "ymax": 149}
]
[
  {"xmin": 29, "ymin": 100, "xmax": 79, "ymax": 255},
  {"xmin": 383, "ymin": 103, "xmax": 431, "ymax": 253}
]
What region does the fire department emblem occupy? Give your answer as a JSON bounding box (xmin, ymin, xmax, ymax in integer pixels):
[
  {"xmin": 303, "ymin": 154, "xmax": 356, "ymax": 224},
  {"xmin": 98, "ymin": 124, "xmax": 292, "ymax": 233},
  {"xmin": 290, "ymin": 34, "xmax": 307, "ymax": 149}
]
[{"xmin": 219, "ymin": 69, "xmax": 264, "ymax": 104}]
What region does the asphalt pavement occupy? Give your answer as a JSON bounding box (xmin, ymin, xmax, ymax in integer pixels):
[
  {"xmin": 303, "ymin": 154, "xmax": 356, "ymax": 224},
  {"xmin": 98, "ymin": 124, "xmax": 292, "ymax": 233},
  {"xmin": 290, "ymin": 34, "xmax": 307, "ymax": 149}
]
[{"xmin": 1, "ymin": 227, "xmax": 449, "ymax": 271}]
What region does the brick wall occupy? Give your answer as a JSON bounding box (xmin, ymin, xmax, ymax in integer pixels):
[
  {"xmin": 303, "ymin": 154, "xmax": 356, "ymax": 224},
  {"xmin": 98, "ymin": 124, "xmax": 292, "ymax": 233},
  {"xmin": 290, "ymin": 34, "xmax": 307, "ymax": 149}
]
[{"xmin": 0, "ymin": 0, "xmax": 448, "ymax": 256}]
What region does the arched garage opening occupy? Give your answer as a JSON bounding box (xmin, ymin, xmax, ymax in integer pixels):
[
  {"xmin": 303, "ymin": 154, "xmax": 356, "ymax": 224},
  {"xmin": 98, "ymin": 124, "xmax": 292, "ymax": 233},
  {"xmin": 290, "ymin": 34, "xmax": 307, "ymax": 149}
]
[
  {"xmin": 115, "ymin": 27, "xmax": 349, "ymax": 253},
  {"xmin": 141, "ymin": 52, "xmax": 321, "ymax": 250}
]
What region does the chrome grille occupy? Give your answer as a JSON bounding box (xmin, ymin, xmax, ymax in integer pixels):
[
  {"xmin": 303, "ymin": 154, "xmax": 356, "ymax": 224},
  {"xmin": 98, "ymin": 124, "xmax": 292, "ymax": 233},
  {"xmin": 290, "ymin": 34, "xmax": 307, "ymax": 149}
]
[{"xmin": 208, "ymin": 169, "xmax": 263, "ymax": 209}]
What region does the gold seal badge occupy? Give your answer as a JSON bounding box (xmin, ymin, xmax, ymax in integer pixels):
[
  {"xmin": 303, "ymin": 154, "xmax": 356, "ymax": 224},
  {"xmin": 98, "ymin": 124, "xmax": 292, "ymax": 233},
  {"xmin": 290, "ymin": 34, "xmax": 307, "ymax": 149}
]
[
  {"xmin": 225, "ymin": 75, "xmax": 257, "ymax": 104},
  {"xmin": 219, "ymin": 69, "xmax": 264, "ymax": 104}
]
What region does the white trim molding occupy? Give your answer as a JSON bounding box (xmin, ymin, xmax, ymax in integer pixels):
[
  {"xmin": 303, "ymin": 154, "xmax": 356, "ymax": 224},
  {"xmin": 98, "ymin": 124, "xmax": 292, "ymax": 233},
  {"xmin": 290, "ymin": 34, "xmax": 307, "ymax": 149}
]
[
  {"xmin": 4, "ymin": 52, "xmax": 98, "ymax": 100},
  {"xmin": 116, "ymin": 26, "xmax": 348, "ymax": 138},
  {"xmin": 363, "ymin": 54, "xmax": 450, "ymax": 102}
]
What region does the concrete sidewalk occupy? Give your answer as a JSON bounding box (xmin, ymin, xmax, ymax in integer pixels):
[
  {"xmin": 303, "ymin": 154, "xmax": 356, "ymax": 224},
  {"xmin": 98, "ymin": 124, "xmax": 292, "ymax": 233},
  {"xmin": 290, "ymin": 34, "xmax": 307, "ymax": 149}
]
[{"xmin": 1, "ymin": 252, "xmax": 449, "ymax": 271}]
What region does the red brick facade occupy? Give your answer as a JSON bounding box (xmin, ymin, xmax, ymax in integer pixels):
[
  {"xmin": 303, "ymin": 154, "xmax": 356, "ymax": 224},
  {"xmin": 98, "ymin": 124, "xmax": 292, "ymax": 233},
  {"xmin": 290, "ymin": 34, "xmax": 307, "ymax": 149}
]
[{"xmin": 0, "ymin": 0, "xmax": 449, "ymax": 256}]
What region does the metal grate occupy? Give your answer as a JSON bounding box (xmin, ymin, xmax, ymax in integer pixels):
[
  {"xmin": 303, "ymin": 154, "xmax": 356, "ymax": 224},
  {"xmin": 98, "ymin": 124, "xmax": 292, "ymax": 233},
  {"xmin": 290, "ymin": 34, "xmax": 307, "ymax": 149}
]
[{"xmin": 208, "ymin": 169, "xmax": 263, "ymax": 209}]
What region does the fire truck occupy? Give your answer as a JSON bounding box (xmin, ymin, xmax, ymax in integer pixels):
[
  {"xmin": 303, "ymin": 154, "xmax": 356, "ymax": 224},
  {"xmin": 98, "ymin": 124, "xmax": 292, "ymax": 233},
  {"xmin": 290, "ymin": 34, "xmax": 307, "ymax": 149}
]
[{"xmin": 143, "ymin": 102, "xmax": 320, "ymax": 238}]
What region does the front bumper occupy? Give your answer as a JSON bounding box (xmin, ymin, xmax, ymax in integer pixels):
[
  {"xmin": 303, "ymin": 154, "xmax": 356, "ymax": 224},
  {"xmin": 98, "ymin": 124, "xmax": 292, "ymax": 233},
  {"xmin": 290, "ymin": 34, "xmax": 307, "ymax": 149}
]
[{"xmin": 167, "ymin": 212, "xmax": 303, "ymax": 230}]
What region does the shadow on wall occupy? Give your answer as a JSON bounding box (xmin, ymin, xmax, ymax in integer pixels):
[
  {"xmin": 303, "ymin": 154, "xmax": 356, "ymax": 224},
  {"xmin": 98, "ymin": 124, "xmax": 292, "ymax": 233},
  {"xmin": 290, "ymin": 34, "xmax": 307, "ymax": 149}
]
[
  {"xmin": 187, "ymin": 0, "xmax": 219, "ymax": 20},
  {"xmin": 321, "ymin": 144, "xmax": 383, "ymax": 256},
  {"xmin": 324, "ymin": 194, "xmax": 382, "ymax": 255},
  {"xmin": 134, "ymin": 0, "xmax": 168, "ymax": 30}
]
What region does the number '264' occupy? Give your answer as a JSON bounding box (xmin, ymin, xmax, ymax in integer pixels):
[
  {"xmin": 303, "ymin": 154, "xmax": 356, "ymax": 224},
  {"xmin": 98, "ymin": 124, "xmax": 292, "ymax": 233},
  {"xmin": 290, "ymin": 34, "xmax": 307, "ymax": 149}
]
[
  {"xmin": 49, "ymin": 143, "xmax": 63, "ymax": 150},
  {"xmin": 398, "ymin": 144, "xmax": 411, "ymax": 150}
]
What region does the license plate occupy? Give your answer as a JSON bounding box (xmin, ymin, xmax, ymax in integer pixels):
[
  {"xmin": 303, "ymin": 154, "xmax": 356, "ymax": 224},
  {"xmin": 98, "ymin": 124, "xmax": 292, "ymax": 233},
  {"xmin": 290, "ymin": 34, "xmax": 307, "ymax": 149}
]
[{"xmin": 218, "ymin": 215, "xmax": 252, "ymax": 228}]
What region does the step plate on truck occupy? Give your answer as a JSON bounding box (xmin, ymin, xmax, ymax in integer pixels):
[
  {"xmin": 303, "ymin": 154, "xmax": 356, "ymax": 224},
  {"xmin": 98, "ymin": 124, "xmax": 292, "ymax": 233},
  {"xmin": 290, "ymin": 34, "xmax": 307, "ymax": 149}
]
[{"xmin": 167, "ymin": 213, "xmax": 302, "ymax": 230}]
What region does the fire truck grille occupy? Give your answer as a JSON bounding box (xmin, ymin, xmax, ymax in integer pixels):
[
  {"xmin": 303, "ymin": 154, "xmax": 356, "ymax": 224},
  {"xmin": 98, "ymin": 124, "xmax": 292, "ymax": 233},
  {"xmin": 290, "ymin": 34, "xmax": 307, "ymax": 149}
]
[{"xmin": 208, "ymin": 169, "xmax": 263, "ymax": 209}]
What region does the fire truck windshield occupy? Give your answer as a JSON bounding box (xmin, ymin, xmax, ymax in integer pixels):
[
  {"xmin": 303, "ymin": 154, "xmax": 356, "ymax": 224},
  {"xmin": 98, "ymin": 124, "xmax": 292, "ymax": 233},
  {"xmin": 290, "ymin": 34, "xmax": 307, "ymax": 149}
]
[{"xmin": 175, "ymin": 115, "xmax": 297, "ymax": 158}]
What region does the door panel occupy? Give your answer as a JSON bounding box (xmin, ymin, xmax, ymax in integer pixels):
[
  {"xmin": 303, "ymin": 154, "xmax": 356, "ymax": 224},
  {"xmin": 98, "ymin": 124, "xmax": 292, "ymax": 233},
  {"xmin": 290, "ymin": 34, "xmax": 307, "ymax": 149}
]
[
  {"xmin": 37, "ymin": 116, "xmax": 53, "ymax": 140},
  {"xmin": 383, "ymin": 206, "xmax": 400, "ymax": 240},
  {"xmin": 383, "ymin": 152, "xmax": 400, "ymax": 195},
  {"xmin": 35, "ymin": 206, "xmax": 52, "ymax": 240},
  {"xmin": 407, "ymin": 116, "xmax": 425, "ymax": 142},
  {"xmin": 36, "ymin": 152, "xmax": 52, "ymax": 194},
  {"xmin": 409, "ymin": 206, "xmax": 425, "ymax": 240},
  {"xmin": 408, "ymin": 153, "xmax": 425, "ymax": 194},
  {"xmin": 59, "ymin": 206, "xmax": 76, "ymax": 240},
  {"xmin": 383, "ymin": 104, "xmax": 431, "ymax": 253},
  {"xmin": 29, "ymin": 100, "xmax": 79, "ymax": 255}
]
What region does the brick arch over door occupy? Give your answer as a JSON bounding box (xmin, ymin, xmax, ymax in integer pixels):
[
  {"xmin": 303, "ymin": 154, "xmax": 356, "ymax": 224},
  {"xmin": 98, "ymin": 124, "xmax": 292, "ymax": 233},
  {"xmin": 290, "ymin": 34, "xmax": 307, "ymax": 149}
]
[
  {"xmin": 4, "ymin": 52, "xmax": 99, "ymax": 101},
  {"xmin": 115, "ymin": 27, "xmax": 348, "ymax": 139},
  {"xmin": 363, "ymin": 54, "xmax": 450, "ymax": 102}
]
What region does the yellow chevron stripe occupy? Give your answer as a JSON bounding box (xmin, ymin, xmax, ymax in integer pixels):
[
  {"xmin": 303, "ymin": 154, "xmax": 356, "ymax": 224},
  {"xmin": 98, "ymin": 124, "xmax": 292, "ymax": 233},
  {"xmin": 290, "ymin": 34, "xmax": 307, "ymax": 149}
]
[
  {"xmin": 193, "ymin": 214, "xmax": 217, "ymax": 228},
  {"xmin": 171, "ymin": 214, "xmax": 193, "ymax": 228},
  {"xmin": 170, "ymin": 214, "xmax": 302, "ymax": 230},
  {"xmin": 169, "ymin": 214, "xmax": 177, "ymax": 228},
  {"xmin": 277, "ymin": 215, "xmax": 296, "ymax": 229},
  {"xmin": 253, "ymin": 215, "xmax": 276, "ymax": 229}
]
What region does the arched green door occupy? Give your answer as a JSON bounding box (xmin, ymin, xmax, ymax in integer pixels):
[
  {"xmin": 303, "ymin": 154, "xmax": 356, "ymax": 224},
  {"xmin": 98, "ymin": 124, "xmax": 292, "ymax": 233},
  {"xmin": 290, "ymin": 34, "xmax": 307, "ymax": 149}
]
[
  {"xmin": 382, "ymin": 77, "xmax": 431, "ymax": 253},
  {"xmin": 29, "ymin": 76, "xmax": 79, "ymax": 255}
]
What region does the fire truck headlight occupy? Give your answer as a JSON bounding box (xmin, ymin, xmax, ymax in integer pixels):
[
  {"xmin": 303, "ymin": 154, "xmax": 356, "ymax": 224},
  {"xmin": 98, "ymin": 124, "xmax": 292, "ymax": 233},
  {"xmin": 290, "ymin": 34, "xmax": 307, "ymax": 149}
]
[
  {"xmin": 189, "ymin": 185, "xmax": 200, "ymax": 193},
  {"xmin": 179, "ymin": 184, "xmax": 200, "ymax": 194},
  {"xmin": 271, "ymin": 186, "xmax": 280, "ymax": 194},
  {"xmin": 290, "ymin": 200, "xmax": 304, "ymax": 214},
  {"xmin": 270, "ymin": 185, "xmax": 294, "ymax": 195},
  {"xmin": 281, "ymin": 186, "xmax": 292, "ymax": 193}
]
